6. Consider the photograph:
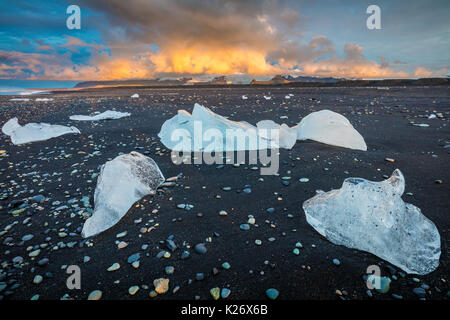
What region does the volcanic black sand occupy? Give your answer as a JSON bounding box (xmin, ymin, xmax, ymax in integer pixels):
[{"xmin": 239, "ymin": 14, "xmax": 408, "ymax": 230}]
[{"xmin": 0, "ymin": 86, "xmax": 448, "ymax": 300}]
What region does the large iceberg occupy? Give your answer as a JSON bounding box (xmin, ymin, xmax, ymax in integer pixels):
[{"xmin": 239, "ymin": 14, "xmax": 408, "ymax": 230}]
[
  {"xmin": 296, "ymin": 110, "xmax": 367, "ymax": 151},
  {"xmin": 2, "ymin": 117, "xmax": 80, "ymax": 145},
  {"xmin": 81, "ymin": 151, "xmax": 165, "ymax": 238},
  {"xmin": 69, "ymin": 110, "xmax": 131, "ymax": 121},
  {"xmin": 302, "ymin": 169, "xmax": 441, "ymax": 275},
  {"xmin": 158, "ymin": 104, "xmax": 367, "ymax": 152}
]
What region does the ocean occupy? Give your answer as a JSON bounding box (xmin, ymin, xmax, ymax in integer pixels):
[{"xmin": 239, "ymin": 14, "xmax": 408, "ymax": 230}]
[{"xmin": 0, "ymin": 80, "xmax": 79, "ymax": 95}]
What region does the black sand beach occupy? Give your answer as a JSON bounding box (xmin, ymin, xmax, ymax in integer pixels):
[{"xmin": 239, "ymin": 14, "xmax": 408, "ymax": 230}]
[{"xmin": 0, "ymin": 86, "xmax": 449, "ymax": 300}]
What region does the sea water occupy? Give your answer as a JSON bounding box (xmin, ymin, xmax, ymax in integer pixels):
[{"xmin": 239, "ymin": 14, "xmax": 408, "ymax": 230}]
[{"xmin": 0, "ymin": 80, "xmax": 79, "ymax": 95}]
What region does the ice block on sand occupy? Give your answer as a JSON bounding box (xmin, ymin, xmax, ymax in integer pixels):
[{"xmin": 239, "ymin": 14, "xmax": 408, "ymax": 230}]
[
  {"xmin": 2, "ymin": 117, "xmax": 80, "ymax": 145},
  {"xmin": 303, "ymin": 169, "xmax": 441, "ymax": 275},
  {"xmin": 69, "ymin": 110, "xmax": 130, "ymax": 121},
  {"xmin": 81, "ymin": 152, "xmax": 165, "ymax": 238}
]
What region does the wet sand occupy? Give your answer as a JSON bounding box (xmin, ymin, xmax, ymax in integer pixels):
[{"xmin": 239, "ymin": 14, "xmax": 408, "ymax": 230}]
[{"xmin": 0, "ymin": 85, "xmax": 449, "ymax": 300}]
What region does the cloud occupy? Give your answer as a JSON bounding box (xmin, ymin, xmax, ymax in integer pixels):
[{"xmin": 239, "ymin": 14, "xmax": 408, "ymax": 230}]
[
  {"xmin": 413, "ymin": 67, "xmax": 448, "ymax": 78},
  {"xmin": 1, "ymin": 0, "xmax": 447, "ymax": 80}
]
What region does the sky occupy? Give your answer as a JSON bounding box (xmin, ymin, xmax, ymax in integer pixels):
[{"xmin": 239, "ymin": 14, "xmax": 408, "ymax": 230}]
[{"xmin": 0, "ymin": 0, "xmax": 449, "ymax": 81}]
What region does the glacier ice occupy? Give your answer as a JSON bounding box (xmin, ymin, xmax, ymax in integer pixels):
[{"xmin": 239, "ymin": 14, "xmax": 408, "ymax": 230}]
[
  {"xmin": 296, "ymin": 110, "xmax": 367, "ymax": 151},
  {"xmin": 69, "ymin": 110, "xmax": 131, "ymax": 121},
  {"xmin": 159, "ymin": 104, "xmax": 367, "ymax": 152},
  {"xmin": 81, "ymin": 151, "xmax": 165, "ymax": 238},
  {"xmin": 2, "ymin": 117, "xmax": 80, "ymax": 145},
  {"xmin": 158, "ymin": 103, "xmax": 263, "ymax": 152},
  {"xmin": 302, "ymin": 169, "xmax": 441, "ymax": 275}
]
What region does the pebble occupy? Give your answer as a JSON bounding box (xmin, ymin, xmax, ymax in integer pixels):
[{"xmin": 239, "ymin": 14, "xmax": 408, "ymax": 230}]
[
  {"xmin": 255, "ymin": 239, "xmax": 262, "ymax": 246},
  {"xmin": 195, "ymin": 273, "xmax": 204, "ymax": 281},
  {"xmin": 210, "ymin": 287, "xmax": 220, "ymax": 300},
  {"xmin": 33, "ymin": 275, "xmax": 43, "ymax": 284},
  {"xmin": 293, "ymin": 248, "xmax": 300, "ymax": 255},
  {"xmin": 180, "ymin": 250, "xmax": 190, "ymax": 260},
  {"xmin": 165, "ymin": 266, "xmax": 175, "ymax": 275},
  {"xmin": 107, "ymin": 263, "xmax": 120, "ymax": 272},
  {"xmin": 127, "ymin": 253, "xmax": 141, "ymax": 264},
  {"xmin": 194, "ymin": 243, "xmax": 207, "ymax": 254},
  {"xmin": 222, "ymin": 262, "xmax": 231, "ymax": 270},
  {"xmin": 22, "ymin": 234, "xmax": 34, "ymax": 241},
  {"xmin": 299, "ymin": 178, "xmax": 310, "ymax": 183},
  {"xmin": 88, "ymin": 290, "xmax": 102, "ymax": 300},
  {"xmin": 221, "ymin": 288, "xmax": 231, "ymax": 299},
  {"xmin": 153, "ymin": 278, "xmax": 169, "ymax": 294},
  {"xmin": 12, "ymin": 256, "xmax": 24, "ymax": 264},
  {"xmin": 29, "ymin": 249, "xmax": 40, "ymax": 257},
  {"xmin": 117, "ymin": 241, "xmax": 128, "ymax": 249},
  {"xmin": 38, "ymin": 258, "xmax": 49, "ymax": 266},
  {"xmin": 266, "ymin": 288, "xmax": 279, "ymax": 300},
  {"xmin": 149, "ymin": 290, "xmax": 158, "ymax": 298},
  {"xmin": 332, "ymin": 259, "xmax": 340, "ymax": 266},
  {"xmin": 240, "ymin": 224, "xmax": 250, "ymax": 231},
  {"xmin": 413, "ymin": 287, "xmax": 426, "ymax": 297},
  {"xmin": 116, "ymin": 231, "xmax": 127, "ymax": 238},
  {"xmin": 128, "ymin": 286, "xmax": 139, "ymax": 295}
]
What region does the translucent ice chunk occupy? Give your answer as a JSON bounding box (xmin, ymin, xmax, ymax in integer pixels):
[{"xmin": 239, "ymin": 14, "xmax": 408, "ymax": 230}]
[
  {"xmin": 81, "ymin": 152, "xmax": 165, "ymax": 238},
  {"xmin": 302, "ymin": 169, "xmax": 441, "ymax": 275},
  {"xmin": 297, "ymin": 110, "xmax": 367, "ymax": 151},
  {"xmin": 256, "ymin": 120, "xmax": 297, "ymax": 149},
  {"xmin": 158, "ymin": 103, "xmax": 261, "ymax": 152},
  {"xmin": 2, "ymin": 117, "xmax": 80, "ymax": 145},
  {"xmin": 69, "ymin": 110, "xmax": 131, "ymax": 121}
]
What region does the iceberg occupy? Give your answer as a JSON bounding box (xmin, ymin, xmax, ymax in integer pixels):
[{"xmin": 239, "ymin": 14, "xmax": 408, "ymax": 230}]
[
  {"xmin": 302, "ymin": 169, "xmax": 441, "ymax": 275},
  {"xmin": 81, "ymin": 151, "xmax": 165, "ymax": 238},
  {"xmin": 2, "ymin": 117, "xmax": 80, "ymax": 145},
  {"xmin": 296, "ymin": 110, "xmax": 367, "ymax": 151},
  {"xmin": 158, "ymin": 104, "xmax": 367, "ymax": 152},
  {"xmin": 69, "ymin": 110, "xmax": 131, "ymax": 121}
]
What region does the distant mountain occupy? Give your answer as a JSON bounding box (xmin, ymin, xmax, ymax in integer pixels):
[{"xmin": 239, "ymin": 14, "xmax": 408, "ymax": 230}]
[
  {"xmin": 282, "ymin": 75, "xmax": 341, "ymax": 83},
  {"xmin": 73, "ymin": 76, "xmax": 449, "ymax": 89},
  {"xmin": 250, "ymin": 75, "xmax": 290, "ymax": 85}
]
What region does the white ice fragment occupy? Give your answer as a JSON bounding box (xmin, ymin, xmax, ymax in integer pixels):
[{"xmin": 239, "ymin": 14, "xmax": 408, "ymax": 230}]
[
  {"xmin": 428, "ymin": 114, "xmax": 436, "ymax": 119},
  {"xmin": 69, "ymin": 110, "xmax": 131, "ymax": 121},
  {"xmin": 302, "ymin": 169, "xmax": 441, "ymax": 275},
  {"xmin": 242, "ymin": 95, "xmax": 248, "ymax": 100},
  {"xmin": 158, "ymin": 103, "xmax": 262, "ymax": 152},
  {"xmin": 81, "ymin": 152, "xmax": 165, "ymax": 238},
  {"xmin": 131, "ymin": 93, "xmax": 139, "ymax": 98},
  {"xmin": 263, "ymin": 96, "xmax": 272, "ymax": 100},
  {"xmin": 296, "ymin": 110, "xmax": 367, "ymax": 151},
  {"xmin": 2, "ymin": 117, "xmax": 80, "ymax": 145},
  {"xmin": 9, "ymin": 98, "xmax": 30, "ymax": 101},
  {"xmin": 35, "ymin": 98, "xmax": 53, "ymax": 101}
]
